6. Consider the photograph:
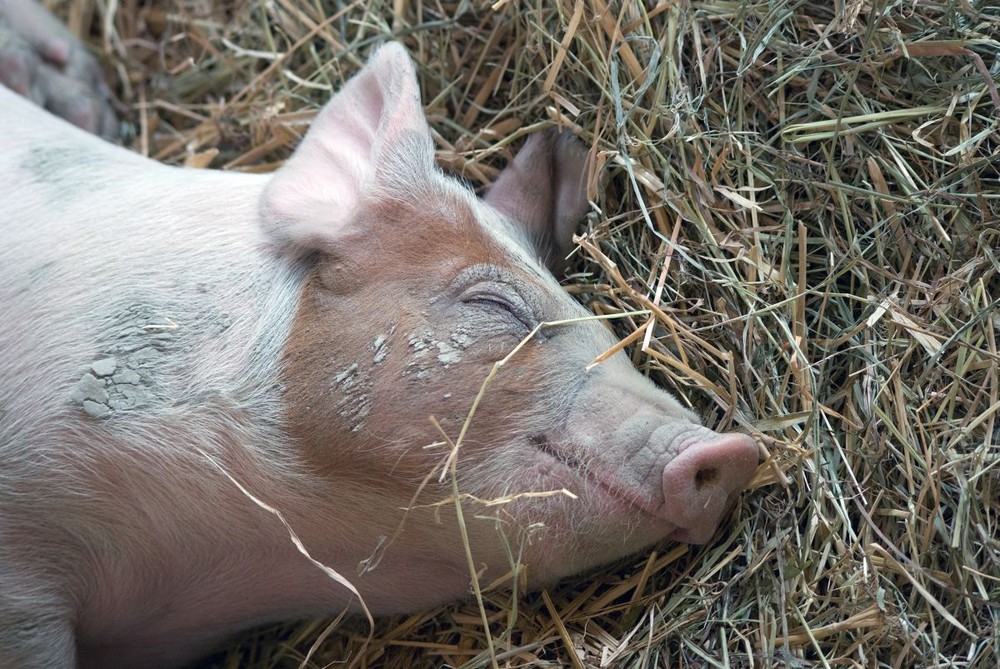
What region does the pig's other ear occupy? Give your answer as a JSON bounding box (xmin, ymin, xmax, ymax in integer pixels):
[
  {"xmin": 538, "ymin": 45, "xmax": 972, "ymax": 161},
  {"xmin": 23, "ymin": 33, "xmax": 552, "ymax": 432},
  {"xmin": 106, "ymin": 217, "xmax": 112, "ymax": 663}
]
[
  {"xmin": 261, "ymin": 42, "xmax": 435, "ymax": 255},
  {"xmin": 484, "ymin": 130, "xmax": 591, "ymax": 274}
]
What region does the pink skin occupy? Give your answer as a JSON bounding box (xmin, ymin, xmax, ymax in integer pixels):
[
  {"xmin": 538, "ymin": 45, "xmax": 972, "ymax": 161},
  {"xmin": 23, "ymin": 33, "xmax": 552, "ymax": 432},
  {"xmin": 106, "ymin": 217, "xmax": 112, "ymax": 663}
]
[
  {"xmin": 0, "ymin": 0, "xmax": 116, "ymax": 137},
  {"xmin": 0, "ymin": 40, "xmax": 759, "ymax": 669}
]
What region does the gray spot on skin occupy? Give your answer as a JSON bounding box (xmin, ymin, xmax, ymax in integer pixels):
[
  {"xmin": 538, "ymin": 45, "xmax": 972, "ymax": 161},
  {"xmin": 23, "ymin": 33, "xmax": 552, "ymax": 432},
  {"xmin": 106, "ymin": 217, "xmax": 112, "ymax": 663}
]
[
  {"xmin": 349, "ymin": 396, "xmax": 373, "ymax": 432},
  {"xmin": 24, "ymin": 261, "xmax": 59, "ymax": 291},
  {"xmin": 101, "ymin": 305, "xmax": 177, "ymax": 356},
  {"xmin": 332, "ymin": 363, "xmax": 372, "ymax": 432},
  {"xmin": 372, "ymin": 336, "xmax": 389, "ymax": 364},
  {"xmin": 112, "ymin": 369, "xmax": 141, "ymax": 385},
  {"xmin": 402, "ymin": 364, "xmax": 430, "ymax": 380},
  {"xmin": 107, "ymin": 383, "xmax": 154, "ymax": 411},
  {"xmin": 370, "ymin": 325, "xmax": 396, "ymax": 366},
  {"xmin": 90, "ymin": 357, "xmax": 118, "ymax": 377},
  {"xmin": 73, "ymin": 361, "xmax": 157, "ymax": 417},
  {"xmin": 213, "ymin": 314, "xmax": 233, "ymax": 331},
  {"xmin": 29, "ymin": 261, "xmax": 58, "ymax": 283},
  {"xmin": 404, "ymin": 333, "xmax": 432, "ymax": 380},
  {"xmin": 403, "ymin": 328, "xmax": 474, "ymax": 379},
  {"xmin": 450, "ymin": 331, "xmax": 473, "ymax": 348},
  {"xmin": 126, "ymin": 347, "xmax": 165, "ymax": 370},
  {"xmin": 335, "ymin": 363, "xmax": 359, "ymax": 387},
  {"xmin": 435, "ymin": 341, "xmax": 460, "ymax": 366},
  {"xmin": 72, "ymin": 373, "xmax": 111, "ymax": 418},
  {"xmin": 13, "ymin": 262, "xmax": 60, "ymax": 299},
  {"xmin": 81, "ymin": 400, "xmax": 110, "ymax": 418},
  {"xmin": 107, "ymin": 397, "xmax": 129, "ymax": 411},
  {"xmin": 73, "ymin": 302, "xmax": 178, "ymax": 416},
  {"xmin": 20, "ymin": 146, "xmax": 106, "ymax": 195},
  {"xmin": 72, "ymin": 373, "xmax": 109, "ymax": 405}
]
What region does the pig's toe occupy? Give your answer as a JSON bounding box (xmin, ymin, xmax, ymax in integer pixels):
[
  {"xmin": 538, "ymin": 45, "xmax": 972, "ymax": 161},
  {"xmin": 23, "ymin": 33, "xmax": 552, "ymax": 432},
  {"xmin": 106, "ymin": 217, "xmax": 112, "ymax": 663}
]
[
  {"xmin": 0, "ymin": 0, "xmax": 117, "ymax": 138},
  {"xmin": 61, "ymin": 39, "xmax": 110, "ymax": 93},
  {"xmin": 0, "ymin": 28, "xmax": 42, "ymax": 100},
  {"xmin": 36, "ymin": 33, "xmax": 70, "ymax": 66},
  {"xmin": 56, "ymin": 49, "xmax": 118, "ymax": 139},
  {"xmin": 38, "ymin": 71, "xmax": 117, "ymax": 137}
]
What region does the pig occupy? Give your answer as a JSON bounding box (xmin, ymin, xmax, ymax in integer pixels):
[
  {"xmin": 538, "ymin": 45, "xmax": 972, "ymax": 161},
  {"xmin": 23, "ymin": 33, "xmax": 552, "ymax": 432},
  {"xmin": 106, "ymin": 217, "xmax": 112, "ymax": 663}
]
[{"xmin": 0, "ymin": 37, "xmax": 760, "ymax": 669}]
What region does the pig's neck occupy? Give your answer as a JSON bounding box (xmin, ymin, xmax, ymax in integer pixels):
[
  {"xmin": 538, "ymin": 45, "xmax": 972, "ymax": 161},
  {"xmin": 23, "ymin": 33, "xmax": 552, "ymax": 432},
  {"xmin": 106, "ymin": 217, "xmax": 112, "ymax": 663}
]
[
  {"xmin": 15, "ymin": 160, "xmax": 304, "ymax": 448},
  {"xmin": 65, "ymin": 163, "xmax": 321, "ymax": 491}
]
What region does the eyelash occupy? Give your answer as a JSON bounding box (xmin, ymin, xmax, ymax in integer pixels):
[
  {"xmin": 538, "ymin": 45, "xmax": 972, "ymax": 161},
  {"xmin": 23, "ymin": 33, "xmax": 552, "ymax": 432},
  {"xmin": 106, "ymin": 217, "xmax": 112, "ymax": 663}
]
[{"xmin": 463, "ymin": 291, "xmax": 535, "ymax": 330}]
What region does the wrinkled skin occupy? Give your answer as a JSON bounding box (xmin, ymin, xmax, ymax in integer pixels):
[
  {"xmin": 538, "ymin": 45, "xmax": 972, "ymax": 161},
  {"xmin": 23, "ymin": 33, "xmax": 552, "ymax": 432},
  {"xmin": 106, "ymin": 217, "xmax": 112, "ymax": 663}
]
[
  {"xmin": 0, "ymin": 34, "xmax": 760, "ymax": 669},
  {"xmin": 0, "ymin": 0, "xmax": 116, "ymax": 137}
]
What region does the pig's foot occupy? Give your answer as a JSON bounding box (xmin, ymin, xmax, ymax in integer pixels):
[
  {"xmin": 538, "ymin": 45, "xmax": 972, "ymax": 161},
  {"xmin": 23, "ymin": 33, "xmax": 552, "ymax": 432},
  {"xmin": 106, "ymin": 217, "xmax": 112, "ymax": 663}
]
[{"xmin": 0, "ymin": 0, "xmax": 116, "ymax": 138}]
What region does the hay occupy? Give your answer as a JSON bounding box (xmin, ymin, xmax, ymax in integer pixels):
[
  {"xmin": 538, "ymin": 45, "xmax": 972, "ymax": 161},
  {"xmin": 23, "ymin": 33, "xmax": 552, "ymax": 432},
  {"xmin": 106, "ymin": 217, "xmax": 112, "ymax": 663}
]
[{"xmin": 57, "ymin": 0, "xmax": 1000, "ymax": 666}]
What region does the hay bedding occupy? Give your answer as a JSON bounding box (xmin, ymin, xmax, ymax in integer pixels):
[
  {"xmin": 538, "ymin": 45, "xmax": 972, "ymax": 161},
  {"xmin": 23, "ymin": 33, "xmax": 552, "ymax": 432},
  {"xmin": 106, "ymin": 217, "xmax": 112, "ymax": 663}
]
[{"xmin": 49, "ymin": 0, "xmax": 999, "ymax": 666}]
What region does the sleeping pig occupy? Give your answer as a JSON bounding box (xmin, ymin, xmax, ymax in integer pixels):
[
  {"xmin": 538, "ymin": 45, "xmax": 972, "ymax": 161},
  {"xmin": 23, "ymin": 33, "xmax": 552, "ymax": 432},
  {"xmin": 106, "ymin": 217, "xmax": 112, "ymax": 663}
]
[{"xmin": 0, "ymin": 29, "xmax": 759, "ymax": 669}]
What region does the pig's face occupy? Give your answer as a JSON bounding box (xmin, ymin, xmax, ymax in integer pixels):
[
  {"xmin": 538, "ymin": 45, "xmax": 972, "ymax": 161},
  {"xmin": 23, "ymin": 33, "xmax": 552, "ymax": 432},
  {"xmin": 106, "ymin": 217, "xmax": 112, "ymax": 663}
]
[{"xmin": 263, "ymin": 44, "xmax": 758, "ymax": 611}]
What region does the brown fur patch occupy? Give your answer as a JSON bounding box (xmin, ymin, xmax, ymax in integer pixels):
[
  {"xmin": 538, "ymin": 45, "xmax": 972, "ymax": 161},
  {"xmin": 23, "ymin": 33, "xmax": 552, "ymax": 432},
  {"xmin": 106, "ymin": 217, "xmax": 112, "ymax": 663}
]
[{"xmin": 278, "ymin": 193, "xmax": 526, "ymax": 482}]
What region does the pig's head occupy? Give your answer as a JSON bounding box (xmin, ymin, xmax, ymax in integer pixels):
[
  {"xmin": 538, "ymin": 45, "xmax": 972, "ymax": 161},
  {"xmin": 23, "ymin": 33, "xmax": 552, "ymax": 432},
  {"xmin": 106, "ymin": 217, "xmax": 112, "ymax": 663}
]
[{"xmin": 261, "ymin": 43, "xmax": 759, "ymax": 612}]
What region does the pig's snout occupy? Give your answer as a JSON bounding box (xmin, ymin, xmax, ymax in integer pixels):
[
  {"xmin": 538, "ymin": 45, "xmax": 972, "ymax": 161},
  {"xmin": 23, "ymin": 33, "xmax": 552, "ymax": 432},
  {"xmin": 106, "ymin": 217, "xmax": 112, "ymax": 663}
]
[{"xmin": 660, "ymin": 433, "xmax": 759, "ymax": 544}]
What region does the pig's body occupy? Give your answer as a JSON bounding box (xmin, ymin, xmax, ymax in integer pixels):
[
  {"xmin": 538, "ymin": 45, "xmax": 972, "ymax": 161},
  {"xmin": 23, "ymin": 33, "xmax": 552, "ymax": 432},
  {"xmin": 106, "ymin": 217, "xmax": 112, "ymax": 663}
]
[{"xmin": 0, "ymin": 43, "xmax": 758, "ymax": 669}]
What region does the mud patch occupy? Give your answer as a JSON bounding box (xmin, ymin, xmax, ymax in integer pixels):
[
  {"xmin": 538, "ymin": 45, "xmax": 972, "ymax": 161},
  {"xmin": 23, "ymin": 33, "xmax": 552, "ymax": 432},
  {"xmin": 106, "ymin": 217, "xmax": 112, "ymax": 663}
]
[
  {"xmin": 71, "ymin": 373, "xmax": 110, "ymax": 418},
  {"xmin": 332, "ymin": 362, "xmax": 373, "ymax": 432},
  {"xmin": 403, "ymin": 329, "xmax": 476, "ymax": 381},
  {"xmin": 370, "ymin": 325, "xmax": 396, "ymax": 366},
  {"xmin": 434, "ymin": 340, "xmax": 460, "ymax": 365},
  {"xmin": 71, "ymin": 303, "xmax": 178, "ymax": 418}
]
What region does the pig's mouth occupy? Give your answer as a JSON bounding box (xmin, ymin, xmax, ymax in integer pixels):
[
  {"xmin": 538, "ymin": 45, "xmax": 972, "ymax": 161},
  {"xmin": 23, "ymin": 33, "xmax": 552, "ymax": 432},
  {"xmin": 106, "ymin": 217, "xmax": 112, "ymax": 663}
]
[
  {"xmin": 527, "ymin": 433, "xmax": 672, "ymax": 527},
  {"xmin": 526, "ymin": 429, "xmax": 753, "ymax": 546}
]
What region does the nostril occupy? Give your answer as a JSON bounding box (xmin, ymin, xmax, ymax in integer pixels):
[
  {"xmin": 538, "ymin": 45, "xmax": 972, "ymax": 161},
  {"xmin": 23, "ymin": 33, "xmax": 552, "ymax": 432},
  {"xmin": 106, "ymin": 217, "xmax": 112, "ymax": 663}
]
[
  {"xmin": 694, "ymin": 467, "xmax": 718, "ymax": 488},
  {"xmin": 660, "ymin": 433, "xmax": 759, "ymax": 544}
]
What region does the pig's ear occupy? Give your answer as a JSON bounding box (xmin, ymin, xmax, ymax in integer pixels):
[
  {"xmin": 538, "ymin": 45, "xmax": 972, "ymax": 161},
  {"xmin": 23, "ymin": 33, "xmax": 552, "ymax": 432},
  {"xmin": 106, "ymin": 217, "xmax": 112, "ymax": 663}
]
[
  {"xmin": 261, "ymin": 42, "xmax": 435, "ymax": 254},
  {"xmin": 484, "ymin": 130, "xmax": 591, "ymax": 273}
]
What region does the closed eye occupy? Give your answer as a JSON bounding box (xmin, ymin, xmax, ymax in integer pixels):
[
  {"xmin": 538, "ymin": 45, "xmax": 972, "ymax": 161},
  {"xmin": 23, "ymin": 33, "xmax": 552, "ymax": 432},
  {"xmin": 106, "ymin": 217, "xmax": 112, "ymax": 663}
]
[{"xmin": 461, "ymin": 285, "xmax": 536, "ymax": 331}]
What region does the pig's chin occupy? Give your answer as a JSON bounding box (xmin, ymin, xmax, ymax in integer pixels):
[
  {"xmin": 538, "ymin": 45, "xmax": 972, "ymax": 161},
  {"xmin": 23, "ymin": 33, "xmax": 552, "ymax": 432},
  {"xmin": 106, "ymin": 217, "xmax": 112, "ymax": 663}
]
[{"xmin": 503, "ymin": 435, "xmax": 678, "ymax": 579}]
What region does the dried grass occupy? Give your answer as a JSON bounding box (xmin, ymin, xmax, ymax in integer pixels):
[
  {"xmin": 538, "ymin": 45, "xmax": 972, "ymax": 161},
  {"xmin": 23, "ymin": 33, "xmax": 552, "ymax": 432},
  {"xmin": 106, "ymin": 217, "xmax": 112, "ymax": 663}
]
[{"xmin": 56, "ymin": 0, "xmax": 1000, "ymax": 666}]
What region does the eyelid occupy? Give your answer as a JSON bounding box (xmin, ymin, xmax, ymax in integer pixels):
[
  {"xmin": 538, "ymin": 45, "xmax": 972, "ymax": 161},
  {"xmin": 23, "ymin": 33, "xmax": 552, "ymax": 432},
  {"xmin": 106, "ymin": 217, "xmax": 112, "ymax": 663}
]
[{"xmin": 461, "ymin": 283, "xmax": 535, "ymax": 329}]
